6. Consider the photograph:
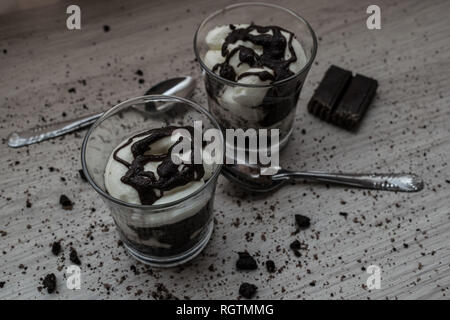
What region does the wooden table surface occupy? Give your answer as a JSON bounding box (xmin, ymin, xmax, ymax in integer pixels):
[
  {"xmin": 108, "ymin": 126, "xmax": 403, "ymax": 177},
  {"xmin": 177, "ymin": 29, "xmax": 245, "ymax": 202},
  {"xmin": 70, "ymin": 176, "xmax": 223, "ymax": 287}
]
[{"xmin": 0, "ymin": 0, "xmax": 449, "ymax": 300}]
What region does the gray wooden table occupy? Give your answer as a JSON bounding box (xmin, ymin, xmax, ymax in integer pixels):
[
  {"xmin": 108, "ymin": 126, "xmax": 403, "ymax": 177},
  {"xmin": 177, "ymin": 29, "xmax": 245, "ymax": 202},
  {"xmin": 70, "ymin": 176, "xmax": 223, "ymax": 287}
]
[{"xmin": 0, "ymin": 0, "xmax": 449, "ymax": 300}]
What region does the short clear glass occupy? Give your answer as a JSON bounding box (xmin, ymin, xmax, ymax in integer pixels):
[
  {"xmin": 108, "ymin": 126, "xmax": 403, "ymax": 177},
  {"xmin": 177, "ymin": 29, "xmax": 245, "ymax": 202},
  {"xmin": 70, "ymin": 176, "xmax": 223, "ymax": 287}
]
[
  {"xmin": 194, "ymin": 2, "xmax": 317, "ymax": 150},
  {"xmin": 81, "ymin": 95, "xmax": 223, "ymax": 267}
]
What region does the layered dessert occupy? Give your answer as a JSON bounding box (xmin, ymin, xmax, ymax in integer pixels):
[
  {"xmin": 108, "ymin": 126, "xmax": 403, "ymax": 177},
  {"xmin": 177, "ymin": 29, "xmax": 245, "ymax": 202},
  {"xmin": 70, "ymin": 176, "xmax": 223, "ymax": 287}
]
[
  {"xmin": 203, "ymin": 23, "xmax": 308, "ymax": 139},
  {"xmin": 104, "ymin": 126, "xmax": 215, "ymax": 257}
]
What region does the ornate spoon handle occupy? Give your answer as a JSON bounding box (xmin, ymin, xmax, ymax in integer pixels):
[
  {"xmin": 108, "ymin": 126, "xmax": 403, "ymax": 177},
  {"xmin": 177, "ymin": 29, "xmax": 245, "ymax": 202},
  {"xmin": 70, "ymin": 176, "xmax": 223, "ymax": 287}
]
[
  {"xmin": 7, "ymin": 113, "xmax": 102, "ymax": 148},
  {"xmin": 273, "ymin": 171, "xmax": 424, "ymax": 192}
]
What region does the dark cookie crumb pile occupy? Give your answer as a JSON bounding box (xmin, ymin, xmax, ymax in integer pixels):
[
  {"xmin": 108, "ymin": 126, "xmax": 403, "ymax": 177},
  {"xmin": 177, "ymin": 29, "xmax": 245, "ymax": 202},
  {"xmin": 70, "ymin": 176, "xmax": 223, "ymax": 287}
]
[
  {"xmin": 0, "ymin": 281, "xmax": 5, "ymax": 288},
  {"xmin": 103, "ymin": 25, "xmax": 110, "ymax": 32},
  {"xmin": 42, "ymin": 273, "xmax": 56, "ymax": 294},
  {"xmin": 59, "ymin": 195, "xmax": 73, "ymax": 210},
  {"xmin": 295, "ymin": 214, "xmax": 310, "ymax": 229},
  {"xmin": 239, "ymin": 282, "xmax": 257, "ymax": 299},
  {"xmin": 236, "ymin": 252, "xmax": 257, "ymax": 270},
  {"xmin": 69, "ymin": 247, "xmax": 81, "ymax": 265},
  {"xmin": 266, "ymin": 260, "xmax": 276, "ymax": 273},
  {"xmin": 51, "ymin": 241, "xmax": 61, "ymax": 256}
]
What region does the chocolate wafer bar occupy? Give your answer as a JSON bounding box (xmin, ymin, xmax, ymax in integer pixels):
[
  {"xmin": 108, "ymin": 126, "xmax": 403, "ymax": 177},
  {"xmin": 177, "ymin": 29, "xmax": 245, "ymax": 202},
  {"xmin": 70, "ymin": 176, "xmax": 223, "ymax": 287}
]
[
  {"xmin": 307, "ymin": 65, "xmax": 352, "ymax": 121},
  {"xmin": 331, "ymin": 74, "xmax": 378, "ymax": 129},
  {"xmin": 308, "ymin": 65, "xmax": 378, "ymax": 130}
]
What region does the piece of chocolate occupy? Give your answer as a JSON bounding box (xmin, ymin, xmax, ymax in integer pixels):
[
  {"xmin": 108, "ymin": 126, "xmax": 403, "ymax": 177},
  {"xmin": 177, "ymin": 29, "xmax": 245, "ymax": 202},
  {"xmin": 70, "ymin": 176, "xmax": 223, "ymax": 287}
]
[
  {"xmin": 42, "ymin": 273, "xmax": 56, "ymax": 294},
  {"xmin": 59, "ymin": 195, "xmax": 73, "ymax": 210},
  {"xmin": 293, "ymin": 249, "xmax": 301, "ymax": 257},
  {"xmin": 69, "ymin": 247, "xmax": 81, "ymax": 265},
  {"xmin": 295, "ymin": 214, "xmax": 311, "ymax": 229},
  {"xmin": 239, "ymin": 282, "xmax": 257, "ymax": 299},
  {"xmin": 236, "ymin": 252, "xmax": 257, "ymax": 270},
  {"xmin": 266, "ymin": 260, "xmax": 276, "ymax": 273},
  {"xmin": 339, "ymin": 211, "xmax": 348, "ymax": 218},
  {"xmin": 308, "ymin": 65, "xmax": 378, "ymax": 130},
  {"xmin": 51, "ymin": 241, "xmax": 61, "ymax": 256},
  {"xmin": 308, "ymin": 65, "xmax": 352, "ymax": 120},
  {"xmin": 331, "ymin": 74, "xmax": 378, "ymax": 129},
  {"xmin": 290, "ymin": 240, "xmax": 301, "ymax": 250}
]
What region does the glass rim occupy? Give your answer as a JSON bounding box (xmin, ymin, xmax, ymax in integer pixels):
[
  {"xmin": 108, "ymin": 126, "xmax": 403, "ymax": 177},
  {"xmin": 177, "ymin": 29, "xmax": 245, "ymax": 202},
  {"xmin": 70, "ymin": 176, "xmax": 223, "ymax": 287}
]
[
  {"xmin": 81, "ymin": 94, "xmax": 224, "ymax": 211},
  {"xmin": 193, "ymin": 1, "xmax": 318, "ymax": 88}
]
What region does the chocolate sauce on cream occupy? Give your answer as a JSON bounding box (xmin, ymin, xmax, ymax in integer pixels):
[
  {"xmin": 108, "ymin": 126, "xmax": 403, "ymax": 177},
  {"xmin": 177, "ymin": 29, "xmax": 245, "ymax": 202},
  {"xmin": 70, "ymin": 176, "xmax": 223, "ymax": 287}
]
[
  {"xmin": 112, "ymin": 126, "xmax": 205, "ymax": 205},
  {"xmin": 212, "ymin": 24, "xmax": 297, "ymax": 83}
]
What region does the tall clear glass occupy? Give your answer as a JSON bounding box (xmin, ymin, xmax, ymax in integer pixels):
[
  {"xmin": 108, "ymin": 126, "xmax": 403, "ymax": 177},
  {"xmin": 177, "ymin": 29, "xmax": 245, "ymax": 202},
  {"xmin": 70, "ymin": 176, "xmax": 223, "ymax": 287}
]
[
  {"xmin": 194, "ymin": 2, "xmax": 317, "ymax": 150},
  {"xmin": 81, "ymin": 95, "xmax": 223, "ymax": 267}
]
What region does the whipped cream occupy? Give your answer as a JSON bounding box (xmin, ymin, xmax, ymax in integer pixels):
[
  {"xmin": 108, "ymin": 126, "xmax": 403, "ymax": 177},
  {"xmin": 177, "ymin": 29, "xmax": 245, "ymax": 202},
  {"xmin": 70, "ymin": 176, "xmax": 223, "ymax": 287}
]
[
  {"xmin": 204, "ymin": 24, "xmax": 307, "ymax": 110},
  {"xmin": 104, "ymin": 128, "xmax": 214, "ymax": 206},
  {"xmin": 204, "ymin": 24, "xmax": 307, "ymax": 77}
]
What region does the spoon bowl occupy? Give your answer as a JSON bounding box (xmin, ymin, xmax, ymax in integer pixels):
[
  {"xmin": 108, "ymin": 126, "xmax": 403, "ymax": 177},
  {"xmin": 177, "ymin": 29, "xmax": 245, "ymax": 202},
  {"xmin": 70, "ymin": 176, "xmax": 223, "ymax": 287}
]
[
  {"xmin": 222, "ymin": 164, "xmax": 287, "ymax": 192},
  {"xmin": 143, "ymin": 77, "xmax": 196, "ymax": 114}
]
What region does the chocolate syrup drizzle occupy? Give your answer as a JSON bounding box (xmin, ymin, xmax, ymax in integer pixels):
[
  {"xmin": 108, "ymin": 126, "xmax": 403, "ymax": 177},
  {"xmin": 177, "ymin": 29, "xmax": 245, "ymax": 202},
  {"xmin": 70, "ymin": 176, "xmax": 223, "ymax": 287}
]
[
  {"xmin": 112, "ymin": 126, "xmax": 205, "ymax": 205},
  {"xmin": 212, "ymin": 24, "xmax": 298, "ymax": 83}
]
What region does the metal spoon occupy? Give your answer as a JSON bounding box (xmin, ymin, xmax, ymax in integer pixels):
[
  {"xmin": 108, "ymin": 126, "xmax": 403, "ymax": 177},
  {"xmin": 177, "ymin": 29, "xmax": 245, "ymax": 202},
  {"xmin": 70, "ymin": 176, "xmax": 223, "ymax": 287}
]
[
  {"xmin": 7, "ymin": 76, "xmax": 196, "ymax": 148},
  {"xmin": 222, "ymin": 163, "xmax": 424, "ymax": 192}
]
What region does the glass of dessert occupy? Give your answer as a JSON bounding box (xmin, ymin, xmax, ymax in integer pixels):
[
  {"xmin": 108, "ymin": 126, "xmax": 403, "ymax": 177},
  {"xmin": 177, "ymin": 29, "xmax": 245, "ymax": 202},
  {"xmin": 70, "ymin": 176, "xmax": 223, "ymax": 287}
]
[
  {"xmin": 81, "ymin": 95, "xmax": 224, "ymax": 267},
  {"xmin": 194, "ymin": 2, "xmax": 317, "ymax": 151}
]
